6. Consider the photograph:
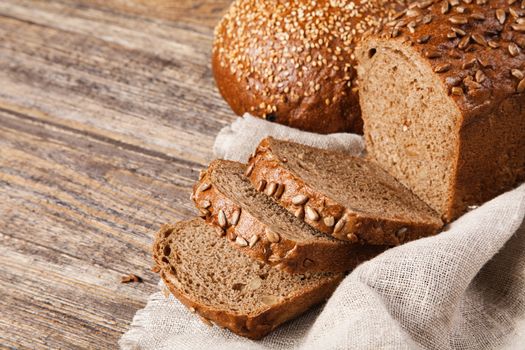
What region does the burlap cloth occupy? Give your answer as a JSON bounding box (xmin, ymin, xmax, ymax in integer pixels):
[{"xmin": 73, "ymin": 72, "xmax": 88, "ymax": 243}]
[{"xmin": 120, "ymin": 115, "xmax": 525, "ymax": 350}]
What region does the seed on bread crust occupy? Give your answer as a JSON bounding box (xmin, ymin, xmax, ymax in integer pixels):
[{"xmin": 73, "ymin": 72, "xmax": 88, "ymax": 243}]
[
  {"xmin": 294, "ymin": 206, "xmax": 305, "ymax": 219},
  {"xmin": 256, "ymin": 180, "xmax": 267, "ymax": 192},
  {"xmin": 218, "ymin": 209, "xmax": 227, "ymax": 228},
  {"xmin": 274, "ymin": 184, "xmax": 285, "ymax": 199},
  {"xmin": 235, "ymin": 236, "xmax": 248, "ymax": 247},
  {"xmin": 248, "ymin": 235, "xmax": 259, "ymax": 248},
  {"xmin": 305, "ymin": 206, "xmax": 320, "ymax": 221},
  {"xmin": 333, "ymin": 218, "xmax": 346, "ymax": 234},
  {"xmin": 245, "ymin": 163, "xmax": 254, "ymax": 177},
  {"xmin": 323, "ymin": 216, "xmax": 335, "ymax": 227},
  {"xmin": 291, "ymin": 194, "xmax": 309, "ymax": 205},
  {"xmin": 231, "ymin": 209, "xmax": 241, "ymax": 226},
  {"xmin": 200, "ymin": 183, "xmax": 211, "ymax": 192},
  {"xmin": 266, "ymin": 182, "xmax": 277, "ymax": 196},
  {"xmin": 265, "ymin": 228, "xmax": 281, "ymax": 243}
]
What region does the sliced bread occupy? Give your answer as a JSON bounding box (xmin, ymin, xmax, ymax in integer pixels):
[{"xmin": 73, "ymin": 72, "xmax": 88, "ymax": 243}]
[
  {"xmin": 247, "ymin": 137, "xmax": 443, "ymax": 245},
  {"xmin": 192, "ymin": 159, "xmax": 385, "ymax": 274},
  {"xmin": 153, "ymin": 219, "xmax": 343, "ymax": 340}
]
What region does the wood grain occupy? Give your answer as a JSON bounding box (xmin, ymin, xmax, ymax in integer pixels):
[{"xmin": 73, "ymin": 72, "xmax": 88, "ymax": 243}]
[{"xmin": 0, "ymin": 0, "xmax": 233, "ymax": 348}]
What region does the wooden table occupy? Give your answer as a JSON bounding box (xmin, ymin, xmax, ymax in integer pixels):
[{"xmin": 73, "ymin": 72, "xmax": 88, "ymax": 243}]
[{"xmin": 0, "ymin": 1, "xmax": 234, "ymax": 348}]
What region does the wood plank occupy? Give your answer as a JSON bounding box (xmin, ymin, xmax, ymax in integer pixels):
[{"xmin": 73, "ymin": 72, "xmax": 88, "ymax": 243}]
[
  {"xmin": 0, "ymin": 106, "xmax": 207, "ymax": 347},
  {"xmin": 0, "ymin": 0, "xmax": 234, "ymax": 165}
]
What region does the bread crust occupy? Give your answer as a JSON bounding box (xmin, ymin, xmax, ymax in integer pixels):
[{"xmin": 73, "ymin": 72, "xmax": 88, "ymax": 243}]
[
  {"xmin": 247, "ymin": 137, "xmax": 443, "ymax": 245},
  {"xmin": 356, "ymin": 0, "xmax": 525, "ymax": 221},
  {"xmin": 212, "ymin": 0, "xmax": 408, "ymax": 134},
  {"xmin": 152, "ymin": 222, "xmax": 343, "ymax": 340},
  {"xmin": 193, "ymin": 160, "xmax": 384, "ymax": 273}
]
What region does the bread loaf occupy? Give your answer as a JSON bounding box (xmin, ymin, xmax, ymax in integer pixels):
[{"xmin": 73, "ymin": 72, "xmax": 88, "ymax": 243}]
[
  {"xmin": 193, "ymin": 159, "xmax": 385, "ymax": 273},
  {"xmin": 356, "ymin": 0, "xmax": 525, "ymax": 221},
  {"xmin": 212, "ymin": 0, "xmax": 408, "ymax": 134},
  {"xmin": 153, "ymin": 219, "xmax": 343, "ymax": 339},
  {"xmin": 247, "ymin": 137, "xmax": 443, "ymax": 245}
]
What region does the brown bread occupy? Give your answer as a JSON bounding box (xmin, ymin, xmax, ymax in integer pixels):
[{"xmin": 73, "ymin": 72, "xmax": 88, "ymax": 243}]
[
  {"xmin": 153, "ymin": 219, "xmax": 343, "ymax": 340},
  {"xmin": 193, "ymin": 159, "xmax": 385, "ymax": 273},
  {"xmin": 212, "ymin": 0, "xmax": 409, "ymax": 134},
  {"xmin": 356, "ymin": 0, "xmax": 525, "ymax": 221},
  {"xmin": 247, "ymin": 137, "xmax": 443, "ymax": 245}
]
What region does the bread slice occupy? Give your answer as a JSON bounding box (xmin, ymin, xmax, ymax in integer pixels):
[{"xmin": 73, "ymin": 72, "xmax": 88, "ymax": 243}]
[
  {"xmin": 153, "ymin": 219, "xmax": 343, "ymax": 340},
  {"xmin": 192, "ymin": 159, "xmax": 385, "ymax": 274},
  {"xmin": 247, "ymin": 137, "xmax": 443, "ymax": 245}
]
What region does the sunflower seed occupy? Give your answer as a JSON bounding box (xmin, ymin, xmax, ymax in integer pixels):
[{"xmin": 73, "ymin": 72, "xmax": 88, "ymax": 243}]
[
  {"xmin": 294, "ymin": 206, "xmax": 305, "ymax": 219},
  {"xmin": 201, "ymin": 200, "xmax": 211, "ymax": 209},
  {"xmin": 451, "ymin": 26, "xmax": 466, "ymax": 36},
  {"xmin": 218, "ymin": 209, "xmax": 227, "ymax": 228},
  {"xmin": 266, "ymin": 182, "xmax": 277, "ymax": 196},
  {"xmin": 323, "ymin": 216, "xmax": 335, "ymax": 227},
  {"xmin": 462, "ymin": 58, "xmax": 477, "ymax": 69},
  {"xmin": 470, "ymin": 13, "xmax": 485, "ymax": 20},
  {"xmin": 274, "ymin": 183, "xmax": 285, "ymax": 199},
  {"xmin": 472, "ymin": 33, "xmax": 487, "ymax": 46},
  {"xmin": 247, "ymin": 277, "xmax": 262, "ymax": 290},
  {"xmin": 346, "ymin": 233, "xmax": 358, "ymax": 243},
  {"xmin": 451, "ymin": 86, "xmax": 464, "ymax": 95},
  {"xmin": 512, "ymin": 69, "xmax": 524, "ymax": 79},
  {"xmin": 248, "ymin": 235, "xmax": 259, "ymax": 248},
  {"xmin": 333, "ymin": 218, "xmax": 346, "ymax": 233},
  {"xmin": 235, "ymin": 236, "xmax": 248, "ymax": 247},
  {"xmin": 261, "ymin": 295, "xmax": 279, "ymax": 305},
  {"xmin": 244, "ymin": 164, "xmax": 254, "ymax": 177},
  {"xmin": 473, "ymin": 70, "xmax": 485, "ymax": 83},
  {"xmin": 434, "ymin": 63, "xmax": 452, "ymax": 73},
  {"xmin": 291, "ymin": 194, "xmax": 309, "ymax": 205},
  {"xmin": 496, "ymin": 9, "xmax": 506, "ymax": 24},
  {"xmin": 513, "ymin": 23, "xmax": 525, "ymax": 32},
  {"xmin": 487, "ymin": 40, "xmax": 500, "ymax": 48},
  {"xmin": 268, "ymin": 254, "xmax": 281, "ymax": 263},
  {"xmin": 417, "ymin": 35, "xmax": 431, "ymax": 44},
  {"xmin": 396, "ymin": 227, "xmax": 408, "ymax": 239},
  {"xmin": 449, "ymin": 16, "xmax": 468, "ymax": 24},
  {"xmin": 265, "ymin": 228, "xmax": 281, "ymax": 243},
  {"xmin": 518, "ymin": 79, "xmax": 525, "ymax": 93},
  {"xmin": 231, "ymin": 209, "xmax": 241, "ymax": 226},
  {"xmin": 458, "ymin": 35, "xmax": 471, "ymax": 49},
  {"xmin": 305, "ymin": 206, "xmax": 320, "ymax": 221},
  {"xmin": 200, "ymin": 183, "xmax": 211, "ymax": 192},
  {"xmin": 256, "ymin": 180, "xmax": 267, "ymax": 192},
  {"xmin": 509, "ymin": 43, "xmax": 520, "ymax": 57},
  {"xmin": 425, "ymin": 50, "xmax": 442, "ymax": 58},
  {"xmin": 440, "ymin": 0, "xmax": 449, "ymax": 14}
]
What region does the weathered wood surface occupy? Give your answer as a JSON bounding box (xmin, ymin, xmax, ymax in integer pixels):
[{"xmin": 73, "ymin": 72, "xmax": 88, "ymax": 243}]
[{"xmin": 0, "ymin": 0, "xmax": 232, "ymax": 348}]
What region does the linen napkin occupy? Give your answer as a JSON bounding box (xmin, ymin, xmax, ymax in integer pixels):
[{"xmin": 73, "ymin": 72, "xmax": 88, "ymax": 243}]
[{"xmin": 120, "ymin": 115, "xmax": 525, "ymax": 350}]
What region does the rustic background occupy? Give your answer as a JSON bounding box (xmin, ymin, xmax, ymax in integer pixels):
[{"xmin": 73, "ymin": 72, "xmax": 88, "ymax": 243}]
[{"xmin": 0, "ymin": 0, "xmax": 234, "ymax": 348}]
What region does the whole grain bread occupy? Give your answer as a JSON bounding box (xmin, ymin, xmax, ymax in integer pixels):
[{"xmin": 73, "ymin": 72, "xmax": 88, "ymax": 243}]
[
  {"xmin": 153, "ymin": 219, "xmax": 343, "ymax": 340},
  {"xmin": 356, "ymin": 0, "xmax": 525, "ymax": 221},
  {"xmin": 247, "ymin": 137, "xmax": 443, "ymax": 245},
  {"xmin": 212, "ymin": 0, "xmax": 409, "ymax": 134},
  {"xmin": 193, "ymin": 159, "xmax": 385, "ymax": 273}
]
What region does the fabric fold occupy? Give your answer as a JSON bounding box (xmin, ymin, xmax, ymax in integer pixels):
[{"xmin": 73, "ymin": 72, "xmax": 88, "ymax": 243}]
[{"xmin": 121, "ymin": 116, "xmax": 525, "ymax": 350}]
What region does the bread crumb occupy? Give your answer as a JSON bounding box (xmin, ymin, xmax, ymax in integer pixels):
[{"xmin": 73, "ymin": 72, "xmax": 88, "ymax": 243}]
[{"xmin": 121, "ymin": 273, "xmax": 142, "ymax": 283}]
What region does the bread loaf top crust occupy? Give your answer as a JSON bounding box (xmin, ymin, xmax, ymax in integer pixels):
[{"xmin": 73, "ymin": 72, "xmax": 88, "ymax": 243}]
[
  {"xmin": 366, "ymin": 0, "xmax": 525, "ymax": 124},
  {"xmin": 213, "ymin": 0, "xmax": 407, "ymax": 133}
]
